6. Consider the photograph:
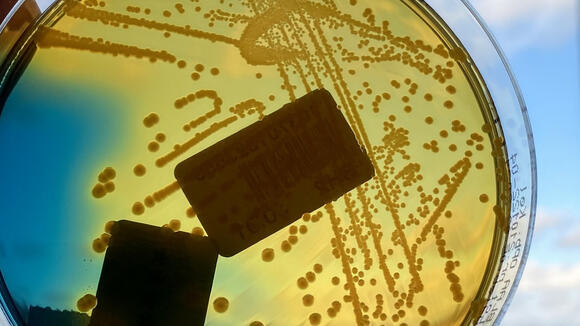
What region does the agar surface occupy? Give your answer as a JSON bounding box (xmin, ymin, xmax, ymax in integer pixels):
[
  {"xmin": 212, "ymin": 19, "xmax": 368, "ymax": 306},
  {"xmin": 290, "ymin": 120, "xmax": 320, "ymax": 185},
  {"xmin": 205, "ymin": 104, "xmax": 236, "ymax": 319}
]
[{"xmin": 26, "ymin": 0, "xmax": 511, "ymax": 324}]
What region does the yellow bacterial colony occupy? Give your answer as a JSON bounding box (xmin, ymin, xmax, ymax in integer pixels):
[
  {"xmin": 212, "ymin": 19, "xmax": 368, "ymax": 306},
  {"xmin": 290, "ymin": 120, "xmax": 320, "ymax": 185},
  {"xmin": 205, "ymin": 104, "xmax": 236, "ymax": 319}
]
[{"xmin": 15, "ymin": 0, "xmax": 511, "ymax": 324}]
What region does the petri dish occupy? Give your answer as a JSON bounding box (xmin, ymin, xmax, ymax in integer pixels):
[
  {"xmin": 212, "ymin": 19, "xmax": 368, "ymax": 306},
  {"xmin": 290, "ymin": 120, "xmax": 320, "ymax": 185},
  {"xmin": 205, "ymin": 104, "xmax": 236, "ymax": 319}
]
[{"xmin": 0, "ymin": 0, "xmax": 536, "ymax": 325}]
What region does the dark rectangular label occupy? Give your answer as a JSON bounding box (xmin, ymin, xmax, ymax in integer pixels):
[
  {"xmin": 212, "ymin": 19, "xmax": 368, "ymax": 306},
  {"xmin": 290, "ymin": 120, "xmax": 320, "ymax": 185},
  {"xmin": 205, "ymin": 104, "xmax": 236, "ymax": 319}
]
[
  {"xmin": 174, "ymin": 89, "xmax": 375, "ymax": 256},
  {"xmin": 91, "ymin": 220, "xmax": 218, "ymax": 326}
]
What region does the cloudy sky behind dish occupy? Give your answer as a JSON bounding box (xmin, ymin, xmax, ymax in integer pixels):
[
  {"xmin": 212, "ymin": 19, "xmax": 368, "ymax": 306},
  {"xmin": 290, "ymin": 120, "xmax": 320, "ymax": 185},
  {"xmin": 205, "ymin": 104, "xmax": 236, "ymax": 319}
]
[{"xmin": 1, "ymin": 0, "xmax": 579, "ymax": 325}]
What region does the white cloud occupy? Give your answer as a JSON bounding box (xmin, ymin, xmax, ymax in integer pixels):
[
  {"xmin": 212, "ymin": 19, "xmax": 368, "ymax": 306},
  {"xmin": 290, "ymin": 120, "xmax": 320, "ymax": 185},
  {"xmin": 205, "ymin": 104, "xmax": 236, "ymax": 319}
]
[
  {"xmin": 533, "ymin": 208, "xmax": 566, "ymax": 233},
  {"xmin": 531, "ymin": 207, "xmax": 580, "ymax": 251},
  {"xmin": 35, "ymin": 0, "xmax": 57, "ymax": 11},
  {"xmin": 518, "ymin": 261, "xmax": 580, "ymax": 291},
  {"xmin": 502, "ymin": 260, "xmax": 580, "ymax": 326},
  {"xmin": 471, "ymin": 0, "xmax": 575, "ymax": 26},
  {"xmin": 469, "ymin": 0, "xmax": 578, "ymax": 54},
  {"xmin": 560, "ymin": 225, "xmax": 580, "ymax": 247},
  {"xmin": 531, "ymin": 207, "xmax": 580, "ymax": 238}
]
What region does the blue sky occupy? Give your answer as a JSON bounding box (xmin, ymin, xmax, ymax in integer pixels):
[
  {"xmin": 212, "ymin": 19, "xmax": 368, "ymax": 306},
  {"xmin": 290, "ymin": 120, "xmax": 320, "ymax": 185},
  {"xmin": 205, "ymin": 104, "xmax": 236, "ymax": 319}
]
[
  {"xmin": 1, "ymin": 0, "xmax": 579, "ymax": 325},
  {"xmin": 468, "ymin": 0, "xmax": 580, "ymax": 325}
]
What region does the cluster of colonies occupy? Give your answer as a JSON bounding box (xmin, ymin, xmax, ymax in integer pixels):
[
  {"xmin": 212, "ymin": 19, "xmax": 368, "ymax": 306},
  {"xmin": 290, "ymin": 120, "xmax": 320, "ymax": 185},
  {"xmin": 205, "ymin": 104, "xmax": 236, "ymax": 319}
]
[{"xmin": 91, "ymin": 167, "xmax": 116, "ymax": 199}]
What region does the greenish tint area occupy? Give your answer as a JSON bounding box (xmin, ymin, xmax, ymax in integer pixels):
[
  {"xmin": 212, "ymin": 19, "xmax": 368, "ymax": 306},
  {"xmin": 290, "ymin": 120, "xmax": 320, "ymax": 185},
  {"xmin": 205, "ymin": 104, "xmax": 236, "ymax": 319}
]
[{"xmin": 0, "ymin": 61, "xmax": 126, "ymax": 317}]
